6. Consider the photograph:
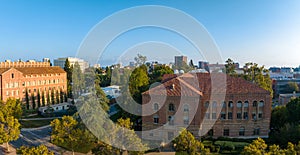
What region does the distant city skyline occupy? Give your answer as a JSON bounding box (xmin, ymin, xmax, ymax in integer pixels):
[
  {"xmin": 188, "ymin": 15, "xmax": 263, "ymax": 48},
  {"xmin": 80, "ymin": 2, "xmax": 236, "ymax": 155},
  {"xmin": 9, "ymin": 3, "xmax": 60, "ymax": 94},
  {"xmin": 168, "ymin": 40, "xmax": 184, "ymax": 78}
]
[{"xmin": 1, "ymin": 1, "xmax": 300, "ymax": 68}]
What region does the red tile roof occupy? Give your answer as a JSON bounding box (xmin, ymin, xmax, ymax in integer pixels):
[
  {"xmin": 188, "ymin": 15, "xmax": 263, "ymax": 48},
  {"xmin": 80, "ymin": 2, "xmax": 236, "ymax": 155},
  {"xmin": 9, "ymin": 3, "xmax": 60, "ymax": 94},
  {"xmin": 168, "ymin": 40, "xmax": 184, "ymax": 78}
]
[
  {"xmin": 0, "ymin": 67, "xmax": 66, "ymax": 75},
  {"xmin": 143, "ymin": 73, "xmax": 270, "ymax": 96}
]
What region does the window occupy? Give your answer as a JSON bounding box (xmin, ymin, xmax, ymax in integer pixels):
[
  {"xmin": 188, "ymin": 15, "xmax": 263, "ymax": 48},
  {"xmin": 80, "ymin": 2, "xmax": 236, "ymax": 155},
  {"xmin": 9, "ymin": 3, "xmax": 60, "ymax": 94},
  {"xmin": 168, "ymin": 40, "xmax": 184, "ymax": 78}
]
[
  {"xmin": 243, "ymin": 112, "xmax": 248, "ymax": 120},
  {"xmin": 228, "ymin": 101, "xmax": 233, "ymax": 108},
  {"xmin": 237, "ymin": 101, "xmax": 242, "ymax": 108},
  {"xmin": 253, "ymin": 101, "xmax": 257, "ymax": 107},
  {"xmin": 153, "ymin": 115, "xmax": 159, "ymax": 124},
  {"xmin": 212, "ymin": 101, "xmax": 217, "ymax": 108},
  {"xmin": 259, "ymin": 101, "xmax": 264, "ymax": 107},
  {"xmin": 205, "ymin": 113, "xmax": 210, "ymax": 119},
  {"xmin": 183, "ymin": 116, "xmax": 189, "ymax": 125},
  {"xmin": 183, "ymin": 104, "xmax": 189, "ymax": 112},
  {"xmin": 221, "ymin": 112, "xmax": 226, "ymax": 120},
  {"xmin": 239, "ymin": 127, "xmax": 245, "ymax": 136},
  {"xmin": 11, "ymin": 73, "xmax": 14, "ymax": 78},
  {"xmin": 223, "ymin": 129, "xmax": 230, "ymax": 136},
  {"xmin": 252, "ymin": 113, "xmax": 257, "ymax": 120},
  {"xmin": 153, "ymin": 103, "xmax": 159, "ymax": 111},
  {"xmin": 244, "ymin": 101, "xmax": 249, "ymax": 107},
  {"xmin": 169, "ymin": 103, "xmax": 175, "ymax": 111},
  {"xmin": 168, "ymin": 116, "xmax": 174, "ymax": 125},
  {"xmin": 237, "ymin": 113, "xmax": 242, "ymax": 119},
  {"xmin": 228, "ymin": 112, "xmax": 233, "ymax": 119},
  {"xmin": 212, "ymin": 113, "xmax": 217, "ymax": 119},
  {"xmin": 258, "ymin": 113, "xmax": 263, "ymax": 119},
  {"xmin": 253, "ymin": 127, "xmax": 260, "ymax": 135},
  {"xmin": 222, "ymin": 101, "xmax": 226, "ymax": 108},
  {"xmin": 205, "ymin": 101, "xmax": 209, "ymax": 108}
]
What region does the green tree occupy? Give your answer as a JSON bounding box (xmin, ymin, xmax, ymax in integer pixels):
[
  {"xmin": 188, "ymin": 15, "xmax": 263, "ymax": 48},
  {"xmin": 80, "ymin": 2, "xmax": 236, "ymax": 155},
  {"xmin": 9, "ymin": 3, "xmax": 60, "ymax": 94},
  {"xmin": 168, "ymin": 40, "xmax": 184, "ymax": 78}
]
[
  {"xmin": 46, "ymin": 91, "xmax": 50, "ymax": 105},
  {"xmin": 72, "ymin": 62, "xmax": 85, "ymax": 98},
  {"xmin": 150, "ymin": 65, "xmax": 173, "ymax": 83},
  {"xmin": 37, "ymin": 90, "xmax": 41, "ymax": 108},
  {"xmin": 270, "ymin": 106, "xmax": 288, "ymax": 131},
  {"xmin": 189, "ymin": 59, "xmax": 194, "ymax": 68},
  {"xmin": 50, "ymin": 116, "xmax": 94, "ymax": 155},
  {"xmin": 0, "ymin": 110, "xmax": 21, "ymax": 152},
  {"xmin": 225, "ymin": 58, "xmax": 237, "ymax": 76},
  {"xmin": 64, "ymin": 58, "xmax": 73, "ymax": 98},
  {"xmin": 285, "ymin": 82, "xmax": 299, "ymax": 93},
  {"xmin": 95, "ymin": 78, "xmax": 110, "ymax": 112},
  {"xmin": 60, "ymin": 89, "xmax": 64, "ymax": 103},
  {"xmin": 242, "ymin": 138, "xmax": 268, "ymax": 155},
  {"xmin": 56, "ymin": 89, "xmax": 60, "ymax": 104},
  {"xmin": 173, "ymin": 129, "xmax": 208, "ymax": 155},
  {"xmin": 17, "ymin": 144, "xmax": 54, "ymax": 155},
  {"xmin": 31, "ymin": 93, "xmax": 36, "ymax": 109},
  {"xmin": 25, "ymin": 89, "xmax": 30, "ymax": 110},
  {"xmin": 1, "ymin": 98, "xmax": 23, "ymax": 119},
  {"xmin": 51, "ymin": 89, "xmax": 55, "ymax": 105},
  {"xmin": 243, "ymin": 62, "xmax": 273, "ymax": 98},
  {"xmin": 129, "ymin": 64, "xmax": 149, "ymax": 103},
  {"xmin": 42, "ymin": 91, "xmax": 46, "ymax": 106}
]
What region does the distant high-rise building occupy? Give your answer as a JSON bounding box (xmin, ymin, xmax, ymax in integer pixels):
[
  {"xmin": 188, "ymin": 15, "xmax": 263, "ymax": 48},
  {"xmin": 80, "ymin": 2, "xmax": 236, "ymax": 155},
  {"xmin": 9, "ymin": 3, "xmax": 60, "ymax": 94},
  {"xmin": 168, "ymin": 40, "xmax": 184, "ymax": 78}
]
[
  {"xmin": 198, "ymin": 61, "xmax": 209, "ymax": 71},
  {"xmin": 43, "ymin": 58, "xmax": 50, "ymax": 62},
  {"xmin": 174, "ymin": 56, "xmax": 187, "ymax": 66},
  {"xmin": 54, "ymin": 57, "xmax": 89, "ymax": 72}
]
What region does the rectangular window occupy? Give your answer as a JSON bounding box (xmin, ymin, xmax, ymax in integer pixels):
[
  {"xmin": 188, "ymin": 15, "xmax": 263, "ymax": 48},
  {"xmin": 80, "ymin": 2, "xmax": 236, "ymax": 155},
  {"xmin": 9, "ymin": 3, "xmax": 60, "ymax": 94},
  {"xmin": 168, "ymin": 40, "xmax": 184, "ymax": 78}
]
[
  {"xmin": 205, "ymin": 113, "xmax": 210, "ymax": 119},
  {"xmin": 223, "ymin": 129, "xmax": 229, "ymax": 136},
  {"xmin": 168, "ymin": 132, "xmax": 174, "ymax": 140},
  {"xmin": 153, "ymin": 117, "xmax": 159, "ymax": 124},
  {"xmin": 258, "ymin": 113, "xmax": 263, "ymax": 119},
  {"xmin": 243, "ymin": 112, "xmax": 248, "ymax": 120},
  {"xmin": 221, "ymin": 112, "xmax": 226, "ymax": 120},
  {"xmin": 253, "ymin": 128, "xmax": 260, "ymax": 135},
  {"xmin": 228, "ymin": 112, "xmax": 233, "ymax": 119},
  {"xmin": 239, "ymin": 129, "xmax": 245, "ymax": 136},
  {"xmin": 12, "ymin": 73, "xmax": 14, "ymax": 78},
  {"xmin": 252, "ymin": 113, "xmax": 257, "ymax": 120},
  {"xmin": 212, "ymin": 113, "xmax": 217, "ymax": 119},
  {"xmin": 237, "ymin": 113, "xmax": 242, "ymax": 119}
]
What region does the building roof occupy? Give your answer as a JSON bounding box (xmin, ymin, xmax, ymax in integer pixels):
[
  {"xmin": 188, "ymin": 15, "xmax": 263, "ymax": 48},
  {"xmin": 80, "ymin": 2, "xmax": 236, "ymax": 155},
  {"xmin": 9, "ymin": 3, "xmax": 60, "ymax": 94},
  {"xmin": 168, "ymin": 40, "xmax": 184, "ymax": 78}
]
[
  {"xmin": 143, "ymin": 73, "xmax": 270, "ymax": 97},
  {"xmin": 0, "ymin": 66, "xmax": 66, "ymax": 75}
]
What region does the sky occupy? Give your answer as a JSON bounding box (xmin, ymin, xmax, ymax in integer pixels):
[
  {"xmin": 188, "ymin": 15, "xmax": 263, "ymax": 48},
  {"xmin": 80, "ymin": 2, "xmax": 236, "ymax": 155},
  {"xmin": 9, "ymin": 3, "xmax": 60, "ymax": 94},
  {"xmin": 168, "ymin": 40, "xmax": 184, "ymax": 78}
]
[{"xmin": 0, "ymin": 0, "xmax": 300, "ymax": 68}]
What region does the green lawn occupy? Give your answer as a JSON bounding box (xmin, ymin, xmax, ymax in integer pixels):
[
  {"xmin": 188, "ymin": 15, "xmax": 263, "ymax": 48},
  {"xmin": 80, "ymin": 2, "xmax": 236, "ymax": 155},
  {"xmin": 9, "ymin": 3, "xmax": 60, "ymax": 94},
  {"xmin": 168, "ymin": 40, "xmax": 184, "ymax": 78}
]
[{"xmin": 19, "ymin": 119, "xmax": 54, "ymax": 128}]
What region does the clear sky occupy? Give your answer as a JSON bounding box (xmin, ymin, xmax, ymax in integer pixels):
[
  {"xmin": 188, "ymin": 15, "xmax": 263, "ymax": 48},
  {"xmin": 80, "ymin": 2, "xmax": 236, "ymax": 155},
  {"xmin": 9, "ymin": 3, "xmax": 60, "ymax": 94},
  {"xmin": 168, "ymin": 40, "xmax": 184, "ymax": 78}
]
[{"xmin": 0, "ymin": 0, "xmax": 300, "ymax": 68}]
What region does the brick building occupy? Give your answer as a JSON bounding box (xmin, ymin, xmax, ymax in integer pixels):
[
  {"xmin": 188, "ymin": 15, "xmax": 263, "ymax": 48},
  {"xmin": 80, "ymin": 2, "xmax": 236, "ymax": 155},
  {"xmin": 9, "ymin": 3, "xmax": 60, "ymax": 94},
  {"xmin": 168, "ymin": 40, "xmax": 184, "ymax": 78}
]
[
  {"xmin": 0, "ymin": 61, "xmax": 67, "ymax": 106},
  {"xmin": 142, "ymin": 73, "xmax": 271, "ymax": 142}
]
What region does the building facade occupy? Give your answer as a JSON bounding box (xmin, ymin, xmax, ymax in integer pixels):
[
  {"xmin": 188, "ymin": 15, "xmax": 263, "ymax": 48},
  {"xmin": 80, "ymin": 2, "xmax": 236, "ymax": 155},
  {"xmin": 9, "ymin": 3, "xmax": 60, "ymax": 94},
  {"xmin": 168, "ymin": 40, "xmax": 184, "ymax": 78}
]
[
  {"xmin": 174, "ymin": 56, "xmax": 187, "ymax": 67},
  {"xmin": 0, "ymin": 61, "xmax": 67, "ymax": 105},
  {"xmin": 54, "ymin": 57, "xmax": 89, "ymax": 72},
  {"xmin": 142, "ymin": 73, "xmax": 271, "ymax": 142}
]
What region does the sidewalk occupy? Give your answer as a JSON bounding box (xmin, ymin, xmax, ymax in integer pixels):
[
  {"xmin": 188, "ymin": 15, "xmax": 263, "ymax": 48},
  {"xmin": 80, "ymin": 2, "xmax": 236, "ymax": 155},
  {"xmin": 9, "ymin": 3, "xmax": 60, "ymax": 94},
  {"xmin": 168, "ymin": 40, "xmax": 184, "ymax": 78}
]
[{"xmin": 0, "ymin": 144, "xmax": 16, "ymax": 155}]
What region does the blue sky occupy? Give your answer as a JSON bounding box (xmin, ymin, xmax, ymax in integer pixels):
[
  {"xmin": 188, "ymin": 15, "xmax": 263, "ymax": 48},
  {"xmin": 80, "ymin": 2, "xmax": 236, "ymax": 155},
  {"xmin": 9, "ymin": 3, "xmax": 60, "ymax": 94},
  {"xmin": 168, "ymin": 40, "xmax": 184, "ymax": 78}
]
[{"xmin": 0, "ymin": 0, "xmax": 300, "ymax": 68}]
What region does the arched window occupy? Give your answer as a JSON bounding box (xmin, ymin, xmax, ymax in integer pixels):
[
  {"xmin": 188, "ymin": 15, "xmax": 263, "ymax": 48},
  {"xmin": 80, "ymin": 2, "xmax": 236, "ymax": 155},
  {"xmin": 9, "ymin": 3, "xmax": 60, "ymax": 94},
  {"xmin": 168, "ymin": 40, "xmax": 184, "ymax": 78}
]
[
  {"xmin": 244, "ymin": 101, "xmax": 249, "ymax": 108},
  {"xmin": 205, "ymin": 101, "xmax": 209, "ymax": 108},
  {"xmin": 253, "ymin": 101, "xmax": 258, "ymax": 107},
  {"xmin": 254, "ymin": 126, "xmax": 260, "ymax": 135},
  {"xmin": 183, "ymin": 104, "xmax": 189, "ymax": 112},
  {"xmin": 168, "ymin": 115, "xmax": 174, "ymax": 125},
  {"xmin": 222, "ymin": 101, "xmax": 226, "ymax": 108},
  {"xmin": 259, "ymin": 101, "xmax": 264, "ymax": 107},
  {"xmin": 212, "ymin": 101, "xmax": 217, "ymax": 108},
  {"xmin": 169, "ymin": 103, "xmax": 175, "ymax": 111},
  {"xmin": 228, "ymin": 101, "xmax": 233, "ymax": 108},
  {"xmin": 237, "ymin": 101, "xmax": 242, "ymax": 108},
  {"xmin": 153, "ymin": 103, "xmax": 159, "ymax": 111},
  {"xmin": 153, "ymin": 115, "xmax": 159, "ymax": 124},
  {"xmin": 239, "ymin": 127, "xmax": 245, "ymax": 136}
]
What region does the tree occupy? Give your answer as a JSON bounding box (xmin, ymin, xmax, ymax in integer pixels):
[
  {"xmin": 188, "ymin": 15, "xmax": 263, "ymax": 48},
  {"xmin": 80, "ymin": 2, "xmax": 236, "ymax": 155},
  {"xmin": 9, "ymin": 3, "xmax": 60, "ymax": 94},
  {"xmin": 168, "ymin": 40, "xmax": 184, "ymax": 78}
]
[
  {"xmin": 42, "ymin": 91, "xmax": 46, "ymax": 106},
  {"xmin": 17, "ymin": 144, "xmax": 54, "ymax": 155},
  {"xmin": 64, "ymin": 58, "xmax": 73, "ymax": 98},
  {"xmin": 150, "ymin": 65, "xmax": 173, "ymax": 84},
  {"xmin": 72, "ymin": 62, "xmax": 85, "ymax": 98},
  {"xmin": 189, "ymin": 59, "xmax": 194, "ymax": 68},
  {"xmin": 1, "ymin": 98, "xmax": 23, "ymax": 119},
  {"xmin": 285, "ymin": 82, "xmax": 299, "ymax": 93},
  {"xmin": 31, "ymin": 93, "xmax": 36, "ymax": 109},
  {"xmin": 242, "ymin": 137, "xmax": 267, "ymax": 155},
  {"xmin": 0, "ymin": 110, "xmax": 21, "ymax": 152},
  {"xmin": 60, "ymin": 89, "xmax": 64, "ymax": 103},
  {"xmin": 50, "ymin": 116, "xmax": 94, "ymax": 155},
  {"xmin": 56, "ymin": 89, "xmax": 60, "ymax": 104},
  {"xmin": 37, "ymin": 90, "xmax": 41, "ymax": 108},
  {"xmin": 225, "ymin": 58, "xmax": 237, "ymax": 76},
  {"xmin": 46, "ymin": 91, "xmax": 50, "ymax": 105},
  {"xmin": 95, "ymin": 78, "xmax": 110, "ymax": 112},
  {"xmin": 25, "ymin": 89, "xmax": 30, "ymax": 110},
  {"xmin": 243, "ymin": 62, "xmax": 273, "ymax": 98},
  {"xmin": 51, "ymin": 89, "xmax": 55, "ymax": 105},
  {"xmin": 129, "ymin": 64, "xmax": 149, "ymax": 103},
  {"xmin": 134, "ymin": 54, "xmax": 147, "ymax": 66},
  {"xmin": 173, "ymin": 129, "xmax": 209, "ymax": 154}
]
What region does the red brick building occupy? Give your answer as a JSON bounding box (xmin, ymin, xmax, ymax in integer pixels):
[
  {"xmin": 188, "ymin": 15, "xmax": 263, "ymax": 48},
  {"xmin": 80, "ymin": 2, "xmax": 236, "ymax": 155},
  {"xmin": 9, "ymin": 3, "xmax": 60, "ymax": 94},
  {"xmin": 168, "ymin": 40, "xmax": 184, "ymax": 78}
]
[
  {"xmin": 142, "ymin": 73, "xmax": 271, "ymax": 142},
  {"xmin": 0, "ymin": 61, "xmax": 67, "ymax": 106}
]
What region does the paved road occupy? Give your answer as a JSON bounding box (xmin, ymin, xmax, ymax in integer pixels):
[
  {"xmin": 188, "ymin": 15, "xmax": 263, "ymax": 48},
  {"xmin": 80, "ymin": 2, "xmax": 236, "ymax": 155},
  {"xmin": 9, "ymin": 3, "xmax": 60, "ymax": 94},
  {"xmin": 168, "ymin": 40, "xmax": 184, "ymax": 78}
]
[{"xmin": 10, "ymin": 125, "xmax": 66, "ymax": 155}]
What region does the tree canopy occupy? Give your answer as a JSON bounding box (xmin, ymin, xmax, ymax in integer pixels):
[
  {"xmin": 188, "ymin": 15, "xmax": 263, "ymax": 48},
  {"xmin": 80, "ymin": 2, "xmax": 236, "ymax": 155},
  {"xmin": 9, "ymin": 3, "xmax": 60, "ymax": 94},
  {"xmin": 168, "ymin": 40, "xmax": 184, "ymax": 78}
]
[{"xmin": 17, "ymin": 145, "xmax": 54, "ymax": 155}]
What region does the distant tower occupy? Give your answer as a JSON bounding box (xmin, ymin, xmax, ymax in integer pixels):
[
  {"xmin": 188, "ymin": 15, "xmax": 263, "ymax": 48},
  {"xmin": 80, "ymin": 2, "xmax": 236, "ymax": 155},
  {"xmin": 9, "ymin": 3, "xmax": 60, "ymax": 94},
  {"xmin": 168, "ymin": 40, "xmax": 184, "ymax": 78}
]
[{"xmin": 175, "ymin": 56, "xmax": 187, "ymax": 66}]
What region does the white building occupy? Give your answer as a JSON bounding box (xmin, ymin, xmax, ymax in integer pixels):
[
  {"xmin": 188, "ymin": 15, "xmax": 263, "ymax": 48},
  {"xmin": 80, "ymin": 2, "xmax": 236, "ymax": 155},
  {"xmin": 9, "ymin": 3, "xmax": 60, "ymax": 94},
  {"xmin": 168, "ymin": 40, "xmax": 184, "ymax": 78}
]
[
  {"xmin": 54, "ymin": 57, "xmax": 89, "ymax": 72},
  {"xmin": 38, "ymin": 102, "xmax": 72, "ymax": 114}
]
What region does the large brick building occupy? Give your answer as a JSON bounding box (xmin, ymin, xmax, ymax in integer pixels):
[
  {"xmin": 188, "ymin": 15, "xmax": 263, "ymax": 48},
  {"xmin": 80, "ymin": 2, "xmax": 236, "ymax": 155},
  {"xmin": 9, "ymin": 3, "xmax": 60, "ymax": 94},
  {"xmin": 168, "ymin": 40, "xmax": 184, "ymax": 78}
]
[
  {"xmin": 142, "ymin": 73, "xmax": 271, "ymax": 142},
  {"xmin": 0, "ymin": 61, "xmax": 67, "ymax": 105}
]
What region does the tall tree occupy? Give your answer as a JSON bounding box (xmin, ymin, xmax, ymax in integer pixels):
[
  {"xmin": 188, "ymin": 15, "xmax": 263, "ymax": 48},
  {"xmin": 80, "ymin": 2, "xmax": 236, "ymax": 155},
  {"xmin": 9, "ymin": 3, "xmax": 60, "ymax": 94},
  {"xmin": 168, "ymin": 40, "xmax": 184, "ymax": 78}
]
[
  {"xmin": 64, "ymin": 58, "xmax": 73, "ymax": 98},
  {"xmin": 225, "ymin": 58, "xmax": 237, "ymax": 76},
  {"xmin": 243, "ymin": 62, "xmax": 273, "ymax": 98},
  {"xmin": 95, "ymin": 78, "xmax": 109, "ymax": 112},
  {"xmin": 1, "ymin": 98, "xmax": 23, "ymax": 119},
  {"xmin": 42, "ymin": 91, "xmax": 46, "ymax": 106},
  {"xmin": 134, "ymin": 54, "xmax": 147, "ymax": 66},
  {"xmin": 150, "ymin": 65, "xmax": 173, "ymax": 83},
  {"xmin": 129, "ymin": 64, "xmax": 149, "ymax": 103},
  {"xmin": 60, "ymin": 89, "xmax": 64, "ymax": 103},
  {"xmin": 46, "ymin": 91, "xmax": 50, "ymax": 105},
  {"xmin": 56, "ymin": 89, "xmax": 60, "ymax": 104},
  {"xmin": 72, "ymin": 62, "xmax": 85, "ymax": 98},
  {"xmin": 285, "ymin": 82, "xmax": 299, "ymax": 93},
  {"xmin": 189, "ymin": 59, "xmax": 194, "ymax": 68},
  {"xmin": 0, "ymin": 110, "xmax": 21, "ymax": 152},
  {"xmin": 25, "ymin": 89, "xmax": 30, "ymax": 110},
  {"xmin": 37, "ymin": 90, "xmax": 41, "ymax": 108},
  {"xmin": 51, "ymin": 89, "xmax": 55, "ymax": 105},
  {"xmin": 31, "ymin": 94, "xmax": 36, "ymax": 109}
]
